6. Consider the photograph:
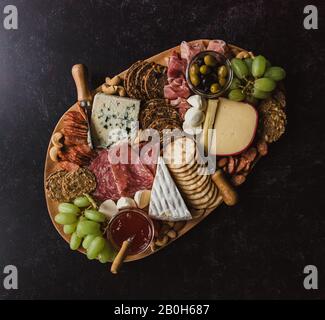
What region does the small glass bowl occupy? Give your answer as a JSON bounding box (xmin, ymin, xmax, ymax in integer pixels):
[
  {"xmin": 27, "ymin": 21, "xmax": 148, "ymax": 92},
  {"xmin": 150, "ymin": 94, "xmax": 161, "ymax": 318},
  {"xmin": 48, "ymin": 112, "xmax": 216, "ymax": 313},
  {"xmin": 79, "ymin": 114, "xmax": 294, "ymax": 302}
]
[
  {"xmin": 107, "ymin": 208, "xmax": 155, "ymax": 256},
  {"xmin": 186, "ymin": 50, "xmax": 233, "ymax": 99}
]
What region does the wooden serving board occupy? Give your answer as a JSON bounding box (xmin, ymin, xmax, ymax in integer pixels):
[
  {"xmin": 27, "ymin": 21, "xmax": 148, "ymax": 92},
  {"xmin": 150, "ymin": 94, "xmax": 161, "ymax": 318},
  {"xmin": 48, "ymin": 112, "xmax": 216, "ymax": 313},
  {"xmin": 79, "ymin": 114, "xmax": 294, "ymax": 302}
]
[{"xmin": 44, "ymin": 40, "xmax": 246, "ymax": 262}]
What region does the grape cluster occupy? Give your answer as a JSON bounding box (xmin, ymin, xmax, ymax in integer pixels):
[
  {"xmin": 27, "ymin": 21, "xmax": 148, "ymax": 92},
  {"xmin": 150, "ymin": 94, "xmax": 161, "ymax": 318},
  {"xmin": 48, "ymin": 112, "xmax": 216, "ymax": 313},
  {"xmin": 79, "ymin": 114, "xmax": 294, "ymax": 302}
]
[
  {"xmin": 229, "ymin": 55, "xmax": 286, "ymax": 103},
  {"xmin": 54, "ymin": 195, "xmax": 116, "ymax": 263}
]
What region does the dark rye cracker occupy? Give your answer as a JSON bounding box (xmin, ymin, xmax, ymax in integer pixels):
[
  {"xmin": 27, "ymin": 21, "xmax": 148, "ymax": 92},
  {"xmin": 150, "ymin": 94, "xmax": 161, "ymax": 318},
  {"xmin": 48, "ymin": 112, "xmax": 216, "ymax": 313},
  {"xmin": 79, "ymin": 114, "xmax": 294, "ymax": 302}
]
[
  {"xmin": 144, "ymin": 64, "xmax": 167, "ymax": 100},
  {"xmin": 124, "ymin": 60, "xmax": 144, "ymax": 99},
  {"xmin": 140, "ymin": 100, "xmax": 181, "ymax": 129},
  {"xmin": 135, "ymin": 61, "xmax": 154, "ymax": 97}
]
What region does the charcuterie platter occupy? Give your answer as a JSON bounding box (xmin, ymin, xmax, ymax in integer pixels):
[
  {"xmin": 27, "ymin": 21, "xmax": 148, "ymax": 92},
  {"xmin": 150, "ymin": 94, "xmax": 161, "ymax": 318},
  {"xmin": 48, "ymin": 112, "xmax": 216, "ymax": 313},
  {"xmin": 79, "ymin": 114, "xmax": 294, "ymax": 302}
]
[{"xmin": 44, "ymin": 39, "xmax": 287, "ymax": 272}]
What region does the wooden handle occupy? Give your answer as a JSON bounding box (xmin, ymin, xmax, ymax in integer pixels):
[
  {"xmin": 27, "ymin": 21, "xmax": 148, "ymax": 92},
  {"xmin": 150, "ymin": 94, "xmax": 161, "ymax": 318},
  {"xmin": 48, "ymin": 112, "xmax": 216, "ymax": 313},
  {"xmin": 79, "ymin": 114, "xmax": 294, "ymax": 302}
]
[
  {"xmin": 212, "ymin": 169, "xmax": 239, "ymax": 206},
  {"xmin": 71, "ymin": 64, "xmax": 92, "ymax": 102},
  {"xmin": 110, "ymin": 240, "xmax": 131, "ymax": 274}
]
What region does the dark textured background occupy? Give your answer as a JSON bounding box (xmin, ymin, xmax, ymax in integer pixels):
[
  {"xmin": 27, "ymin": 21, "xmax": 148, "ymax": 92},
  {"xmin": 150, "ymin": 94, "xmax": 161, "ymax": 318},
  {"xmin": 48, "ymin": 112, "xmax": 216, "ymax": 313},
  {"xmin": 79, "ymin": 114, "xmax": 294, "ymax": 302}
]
[{"xmin": 0, "ymin": 0, "xmax": 324, "ymax": 300}]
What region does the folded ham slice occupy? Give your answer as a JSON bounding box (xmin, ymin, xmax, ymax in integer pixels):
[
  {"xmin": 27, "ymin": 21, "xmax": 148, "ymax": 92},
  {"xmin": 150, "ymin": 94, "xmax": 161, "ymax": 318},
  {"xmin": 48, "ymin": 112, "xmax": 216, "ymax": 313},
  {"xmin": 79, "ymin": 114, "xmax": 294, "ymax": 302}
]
[
  {"xmin": 164, "ymin": 76, "xmax": 191, "ymax": 100},
  {"xmin": 180, "ymin": 41, "xmax": 206, "ymax": 63},
  {"xmin": 207, "ymin": 40, "xmax": 229, "ymax": 56},
  {"xmin": 167, "ymin": 51, "xmax": 187, "ymax": 80}
]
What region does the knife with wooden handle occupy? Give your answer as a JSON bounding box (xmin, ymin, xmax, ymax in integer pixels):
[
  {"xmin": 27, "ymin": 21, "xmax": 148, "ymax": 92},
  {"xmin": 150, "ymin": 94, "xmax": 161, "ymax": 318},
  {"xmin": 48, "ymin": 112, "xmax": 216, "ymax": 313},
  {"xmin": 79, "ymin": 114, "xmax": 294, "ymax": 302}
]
[{"xmin": 71, "ymin": 64, "xmax": 93, "ymax": 148}]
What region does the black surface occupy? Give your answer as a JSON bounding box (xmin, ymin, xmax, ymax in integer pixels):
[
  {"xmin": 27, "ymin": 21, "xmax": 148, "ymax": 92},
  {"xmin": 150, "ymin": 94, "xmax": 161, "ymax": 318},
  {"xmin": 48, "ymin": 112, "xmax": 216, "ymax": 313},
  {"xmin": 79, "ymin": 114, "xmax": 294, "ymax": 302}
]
[{"xmin": 0, "ymin": 0, "xmax": 324, "ymax": 300}]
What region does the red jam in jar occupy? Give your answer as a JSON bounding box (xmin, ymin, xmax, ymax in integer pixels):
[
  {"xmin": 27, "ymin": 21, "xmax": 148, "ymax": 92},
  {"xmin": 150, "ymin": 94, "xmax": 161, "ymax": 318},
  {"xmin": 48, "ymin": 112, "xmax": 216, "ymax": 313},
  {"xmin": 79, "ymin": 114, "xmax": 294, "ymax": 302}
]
[{"xmin": 108, "ymin": 209, "xmax": 154, "ymax": 256}]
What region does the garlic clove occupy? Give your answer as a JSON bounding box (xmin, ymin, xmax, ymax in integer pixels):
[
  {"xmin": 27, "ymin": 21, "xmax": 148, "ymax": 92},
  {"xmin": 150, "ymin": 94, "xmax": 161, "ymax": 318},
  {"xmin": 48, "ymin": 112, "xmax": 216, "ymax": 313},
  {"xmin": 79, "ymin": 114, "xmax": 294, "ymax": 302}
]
[
  {"xmin": 134, "ymin": 190, "xmax": 151, "ymax": 209},
  {"xmin": 99, "ymin": 199, "xmax": 118, "ymax": 220},
  {"xmin": 116, "ymin": 197, "xmax": 137, "ymax": 210}
]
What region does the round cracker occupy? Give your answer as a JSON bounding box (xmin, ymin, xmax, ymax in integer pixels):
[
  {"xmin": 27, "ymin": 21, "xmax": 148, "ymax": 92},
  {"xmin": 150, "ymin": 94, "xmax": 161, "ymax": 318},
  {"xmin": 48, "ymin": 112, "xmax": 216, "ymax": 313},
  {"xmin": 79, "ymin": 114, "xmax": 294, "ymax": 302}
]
[
  {"xmin": 181, "ymin": 178, "xmax": 213, "ymax": 201},
  {"xmin": 193, "ymin": 184, "xmax": 219, "ymax": 210},
  {"xmin": 173, "ymin": 165, "xmax": 209, "ymax": 182},
  {"xmin": 185, "ymin": 181, "xmax": 216, "ymax": 204},
  {"xmin": 178, "ymin": 174, "xmax": 210, "ymax": 195},
  {"xmin": 187, "ymin": 181, "xmax": 218, "ymax": 209},
  {"xmin": 164, "ymin": 137, "xmax": 196, "ymax": 168}
]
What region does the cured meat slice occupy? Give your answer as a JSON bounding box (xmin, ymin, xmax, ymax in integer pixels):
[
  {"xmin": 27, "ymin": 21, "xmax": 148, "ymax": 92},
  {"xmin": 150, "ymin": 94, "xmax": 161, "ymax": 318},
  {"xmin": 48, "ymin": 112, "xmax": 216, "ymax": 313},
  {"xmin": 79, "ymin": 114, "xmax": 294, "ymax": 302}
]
[
  {"xmin": 167, "ymin": 51, "xmax": 187, "ymax": 80},
  {"xmin": 139, "ymin": 141, "xmax": 160, "ymax": 176},
  {"xmin": 180, "ymin": 41, "xmax": 205, "ymax": 63},
  {"xmin": 88, "ymin": 149, "xmax": 120, "ymax": 201},
  {"xmin": 108, "ymin": 144, "xmax": 154, "ymax": 197},
  {"xmin": 207, "ymin": 40, "xmax": 229, "ymax": 55},
  {"xmin": 164, "ymin": 77, "xmax": 191, "ymax": 100}
]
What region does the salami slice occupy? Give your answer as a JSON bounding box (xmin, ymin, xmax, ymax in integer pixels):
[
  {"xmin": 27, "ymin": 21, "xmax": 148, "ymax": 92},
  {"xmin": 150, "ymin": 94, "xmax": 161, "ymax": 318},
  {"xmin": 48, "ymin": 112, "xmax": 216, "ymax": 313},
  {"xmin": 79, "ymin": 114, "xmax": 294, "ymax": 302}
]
[
  {"xmin": 88, "ymin": 149, "xmax": 120, "ymax": 201},
  {"xmin": 108, "ymin": 144, "xmax": 154, "ymax": 197}
]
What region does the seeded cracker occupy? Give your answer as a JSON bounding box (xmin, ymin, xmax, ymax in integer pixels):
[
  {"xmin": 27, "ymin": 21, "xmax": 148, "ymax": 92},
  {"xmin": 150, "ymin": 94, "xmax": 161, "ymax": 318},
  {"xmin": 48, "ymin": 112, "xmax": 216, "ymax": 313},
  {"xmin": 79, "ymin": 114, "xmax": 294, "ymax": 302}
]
[
  {"xmin": 62, "ymin": 168, "xmax": 96, "ymax": 201},
  {"xmin": 45, "ymin": 170, "xmax": 68, "ymax": 202}
]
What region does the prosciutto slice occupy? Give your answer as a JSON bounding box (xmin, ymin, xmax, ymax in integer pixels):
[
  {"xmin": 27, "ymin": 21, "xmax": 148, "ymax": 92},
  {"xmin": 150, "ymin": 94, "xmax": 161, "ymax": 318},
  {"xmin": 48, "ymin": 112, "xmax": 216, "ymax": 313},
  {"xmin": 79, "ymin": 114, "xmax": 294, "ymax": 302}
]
[
  {"xmin": 180, "ymin": 41, "xmax": 206, "ymax": 63},
  {"xmin": 207, "ymin": 40, "xmax": 229, "ymax": 56},
  {"xmin": 167, "ymin": 51, "xmax": 187, "ymax": 80},
  {"xmin": 164, "ymin": 76, "xmax": 191, "ymax": 100}
]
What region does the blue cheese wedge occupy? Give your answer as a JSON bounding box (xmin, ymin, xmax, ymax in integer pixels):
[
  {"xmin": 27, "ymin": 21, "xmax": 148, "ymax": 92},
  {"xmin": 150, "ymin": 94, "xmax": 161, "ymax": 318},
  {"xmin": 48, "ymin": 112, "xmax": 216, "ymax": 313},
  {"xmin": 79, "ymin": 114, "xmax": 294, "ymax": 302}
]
[
  {"xmin": 91, "ymin": 93, "xmax": 140, "ymax": 148},
  {"xmin": 149, "ymin": 157, "xmax": 192, "ymax": 221}
]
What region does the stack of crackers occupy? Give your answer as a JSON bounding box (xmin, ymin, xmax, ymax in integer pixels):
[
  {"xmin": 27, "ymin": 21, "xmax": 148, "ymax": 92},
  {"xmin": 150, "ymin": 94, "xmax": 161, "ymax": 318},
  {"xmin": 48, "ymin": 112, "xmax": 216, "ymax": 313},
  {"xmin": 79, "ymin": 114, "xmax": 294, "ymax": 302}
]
[
  {"xmin": 124, "ymin": 61, "xmax": 167, "ymax": 100},
  {"xmin": 164, "ymin": 137, "xmax": 220, "ymax": 214}
]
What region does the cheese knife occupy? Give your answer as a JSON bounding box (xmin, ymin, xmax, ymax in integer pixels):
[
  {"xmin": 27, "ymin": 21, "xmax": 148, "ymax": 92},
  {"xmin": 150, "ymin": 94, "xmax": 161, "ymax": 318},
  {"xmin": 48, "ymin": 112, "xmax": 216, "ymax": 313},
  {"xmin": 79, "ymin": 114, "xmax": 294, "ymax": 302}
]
[
  {"xmin": 111, "ymin": 235, "xmax": 135, "ymax": 274},
  {"xmin": 71, "ymin": 64, "xmax": 93, "ymax": 149}
]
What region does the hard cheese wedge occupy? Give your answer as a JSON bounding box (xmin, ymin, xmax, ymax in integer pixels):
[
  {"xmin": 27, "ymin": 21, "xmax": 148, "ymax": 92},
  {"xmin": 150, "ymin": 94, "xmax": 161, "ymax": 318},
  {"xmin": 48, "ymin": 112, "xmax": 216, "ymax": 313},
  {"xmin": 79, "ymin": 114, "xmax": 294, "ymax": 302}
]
[
  {"xmin": 210, "ymin": 98, "xmax": 258, "ymax": 156},
  {"xmin": 149, "ymin": 157, "xmax": 192, "ymax": 221},
  {"xmin": 201, "ymin": 98, "xmax": 219, "ymax": 153},
  {"xmin": 91, "ymin": 93, "xmax": 140, "ymax": 148}
]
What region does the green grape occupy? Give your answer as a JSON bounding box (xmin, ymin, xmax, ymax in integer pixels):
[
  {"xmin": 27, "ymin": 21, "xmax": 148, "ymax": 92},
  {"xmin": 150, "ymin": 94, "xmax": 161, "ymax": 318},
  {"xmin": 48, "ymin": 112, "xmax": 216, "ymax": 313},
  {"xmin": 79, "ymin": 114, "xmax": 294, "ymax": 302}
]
[
  {"xmin": 231, "ymin": 58, "xmax": 249, "ymax": 79},
  {"xmin": 76, "ymin": 220, "xmax": 101, "ymax": 238},
  {"xmin": 254, "ymin": 78, "xmax": 276, "ymax": 92},
  {"xmin": 252, "ymin": 88, "xmax": 271, "ymax": 99},
  {"xmin": 244, "ymin": 58, "xmax": 253, "ymax": 75},
  {"xmin": 86, "ymin": 236, "xmax": 106, "ymax": 260},
  {"xmin": 63, "ymin": 223, "xmax": 77, "ymax": 235},
  {"xmin": 84, "ymin": 209, "xmax": 106, "ymax": 223},
  {"xmin": 82, "ymin": 234, "xmax": 97, "ymax": 250},
  {"xmin": 70, "ymin": 232, "xmax": 82, "ymax": 250},
  {"xmin": 73, "ymin": 196, "xmax": 91, "ymax": 208},
  {"xmin": 84, "ymin": 194, "xmax": 98, "ymax": 209},
  {"xmin": 228, "ymin": 89, "xmax": 245, "ymax": 102},
  {"xmin": 264, "ymin": 66, "xmax": 286, "ymax": 81},
  {"xmin": 252, "ymin": 55, "xmax": 267, "ymax": 78},
  {"xmin": 55, "ymin": 212, "xmax": 78, "ymax": 225},
  {"xmin": 229, "ymin": 77, "xmax": 241, "ymax": 90},
  {"xmin": 79, "ymin": 216, "xmax": 87, "ymax": 222},
  {"xmin": 98, "ymin": 242, "xmax": 117, "ymax": 263},
  {"xmin": 58, "ymin": 203, "xmax": 80, "ymax": 215}
]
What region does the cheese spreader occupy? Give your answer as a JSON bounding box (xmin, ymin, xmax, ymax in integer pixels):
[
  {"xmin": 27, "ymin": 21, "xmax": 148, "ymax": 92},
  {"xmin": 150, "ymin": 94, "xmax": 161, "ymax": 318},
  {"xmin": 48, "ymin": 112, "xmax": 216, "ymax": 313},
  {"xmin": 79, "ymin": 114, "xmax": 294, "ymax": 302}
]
[{"xmin": 72, "ymin": 64, "xmax": 93, "ymax": 149}]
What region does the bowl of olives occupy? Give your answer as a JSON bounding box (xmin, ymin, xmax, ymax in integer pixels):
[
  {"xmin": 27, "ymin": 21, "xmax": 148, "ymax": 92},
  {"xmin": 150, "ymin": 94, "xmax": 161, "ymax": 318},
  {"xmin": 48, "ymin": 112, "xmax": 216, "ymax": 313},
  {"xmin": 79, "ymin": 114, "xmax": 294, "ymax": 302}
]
[{"xmin": 186, "ymin": 51, "xmax": 233, "ymax": 98}]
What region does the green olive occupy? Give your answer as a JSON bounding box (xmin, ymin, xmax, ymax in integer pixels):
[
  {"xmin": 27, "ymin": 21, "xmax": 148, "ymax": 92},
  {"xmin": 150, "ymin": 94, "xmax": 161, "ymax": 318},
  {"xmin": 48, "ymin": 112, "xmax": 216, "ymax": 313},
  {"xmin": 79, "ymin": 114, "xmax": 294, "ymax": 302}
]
[
  {"xmin": 190, "ymin": 63, "xmax": 200, "ymax": 76},
  {"xmin": 199, "ymin": 65, "xmax": 211, "ymax": 75},
  {"xmin": 190, "ymin": 74, "xmax": 200, "ymax": 86},
  {"xmin": 219, "ymin": 77, "xmax": 227, "ymax": 87},
  {"xmin": 204, "ymin": 54, "xmax": 217, "ymax": 67},
  {"xmin": 210, "ymin": 83, "xmax": 220, "ymax": 94},
  {"xmin": 218, "ymin": 65, "xmax": 228, "ymax": 78}
]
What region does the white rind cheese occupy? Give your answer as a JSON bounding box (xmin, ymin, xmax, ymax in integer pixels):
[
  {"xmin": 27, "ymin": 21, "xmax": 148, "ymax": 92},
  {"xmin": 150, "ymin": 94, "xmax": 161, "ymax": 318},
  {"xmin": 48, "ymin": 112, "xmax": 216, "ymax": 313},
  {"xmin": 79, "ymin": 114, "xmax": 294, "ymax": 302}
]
[
  {"xmin": 91, "ymin": 93, "xmax": 140, "ymax": 148},
  {"xmin": 149, "ymin": 157, "xmax": 192, "ymax": 221}
]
